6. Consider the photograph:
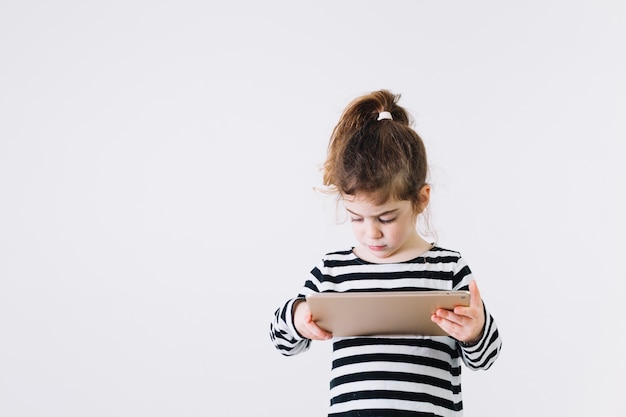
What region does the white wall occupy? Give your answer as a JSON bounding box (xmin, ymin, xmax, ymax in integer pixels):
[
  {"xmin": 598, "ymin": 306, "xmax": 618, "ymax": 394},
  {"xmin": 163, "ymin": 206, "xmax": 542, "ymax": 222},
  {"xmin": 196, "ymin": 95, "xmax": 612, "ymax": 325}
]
[{"xmin": 1, "ymin": 1, "xmax": 624, "ymax": 416}]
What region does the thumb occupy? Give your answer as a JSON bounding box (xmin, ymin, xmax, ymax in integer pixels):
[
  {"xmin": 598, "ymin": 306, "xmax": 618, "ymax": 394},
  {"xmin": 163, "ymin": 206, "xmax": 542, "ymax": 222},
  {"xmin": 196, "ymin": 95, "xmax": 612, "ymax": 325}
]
[{"xmin": 469, "ymin": 280, "xmax": 482, "ymax": 308}]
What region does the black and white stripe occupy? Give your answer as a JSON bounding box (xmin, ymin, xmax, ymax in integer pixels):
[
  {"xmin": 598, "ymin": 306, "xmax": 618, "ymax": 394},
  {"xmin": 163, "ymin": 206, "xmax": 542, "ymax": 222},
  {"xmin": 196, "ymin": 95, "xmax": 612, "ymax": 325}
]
[{"xmin": 270, "ymin": 246, "xmax": 502, "ymax": 416}]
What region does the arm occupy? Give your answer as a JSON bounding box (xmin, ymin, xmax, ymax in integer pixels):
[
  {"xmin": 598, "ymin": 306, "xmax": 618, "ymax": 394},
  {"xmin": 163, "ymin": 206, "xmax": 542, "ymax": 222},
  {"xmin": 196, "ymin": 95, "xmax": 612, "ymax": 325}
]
[
  {"xmin": 292, "ymin": 299, "xmax": 332, "ymax": 341},
  {"xmin": 269, "ymin": 297, "xmax": 312, "ymax": 356},
  {"xmin": 269, "ymin": 296, "xmax": 332, "ymax": 356},
  {"xmin": 269, "ymin": 255, "xmax": 337, "ymax": 355},
  {"xmin": 432, "ymin": 280, "xmax": 485, "ymax": 344},
  {"xmin": 457, "ymin": 299, "xmax": 501, "ymax": 371},
  {"xmin": 431, "ymin": 258, "xmax": 503, "ymax": 370}
]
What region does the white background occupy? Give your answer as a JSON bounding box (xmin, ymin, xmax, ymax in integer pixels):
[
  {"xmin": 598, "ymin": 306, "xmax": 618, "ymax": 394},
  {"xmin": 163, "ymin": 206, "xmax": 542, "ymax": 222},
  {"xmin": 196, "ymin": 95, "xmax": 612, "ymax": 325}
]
[{"xmin": 1, "ymin": 1, "xmax": 625, "ymax": 416}]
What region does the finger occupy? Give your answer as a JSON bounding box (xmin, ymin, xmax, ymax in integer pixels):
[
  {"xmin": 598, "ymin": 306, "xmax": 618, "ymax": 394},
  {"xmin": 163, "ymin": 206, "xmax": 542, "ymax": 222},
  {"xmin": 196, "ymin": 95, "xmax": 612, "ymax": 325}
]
[
  {"xmin": 434, "ymin": 308, "xmax": 465, "ymax": 326},
  {"xmin": 431, "ymin": 312, "xmax": 464, "ymax": 338},
  {"xmin": 304, "ymin": 311, "xmax": 332, "ymax": 340},
  {"xmin": 307, "ymin": 322, "xmax": 332, "ymax": 340},
  {"xmin": 469, "ymin": 279, "xmax": 482, "ymax": 309},
  {"xmin": 438, "ymin": 307, "xmax": 483, "ymax": 340},
  {"xmin": 454, "ymin": 280, "xmax": 481, "ymax": 317},
  {"xmin": 433, "ymin": 310, "xmax": 483, "ymax": 342},
  {"xmin": 304, "ymin": 312, "xmax": 313, "ymax": 324}
]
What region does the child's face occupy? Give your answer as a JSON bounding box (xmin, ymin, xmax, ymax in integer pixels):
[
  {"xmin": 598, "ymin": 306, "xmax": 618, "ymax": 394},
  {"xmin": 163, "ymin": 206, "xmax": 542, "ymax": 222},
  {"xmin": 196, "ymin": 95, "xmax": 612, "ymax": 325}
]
[{"xmin": 342, "ymin": 194, "xmax": 421, "ymax": 263}]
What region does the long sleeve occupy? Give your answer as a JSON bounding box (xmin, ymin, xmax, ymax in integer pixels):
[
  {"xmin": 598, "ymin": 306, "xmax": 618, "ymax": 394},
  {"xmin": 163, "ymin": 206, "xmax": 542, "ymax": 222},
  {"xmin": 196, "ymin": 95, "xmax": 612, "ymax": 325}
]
[
  {"xmin": 459, "ymin": 303, "xmax": 502, "ymax": 370},
  {"xmin": 451, "ymin": 257, "xmax": 503, "ymax": 370},
  {"xmin": 269, "ymin": 297, "xmax": 311, "ymax": 356}
]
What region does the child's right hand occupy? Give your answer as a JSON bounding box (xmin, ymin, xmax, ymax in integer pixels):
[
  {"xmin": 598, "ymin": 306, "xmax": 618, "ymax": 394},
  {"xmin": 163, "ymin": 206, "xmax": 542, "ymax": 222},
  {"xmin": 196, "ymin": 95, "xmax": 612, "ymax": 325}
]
[{"xmin": 293, "ymin": 300, "xmax": 333, "ymax": 340}]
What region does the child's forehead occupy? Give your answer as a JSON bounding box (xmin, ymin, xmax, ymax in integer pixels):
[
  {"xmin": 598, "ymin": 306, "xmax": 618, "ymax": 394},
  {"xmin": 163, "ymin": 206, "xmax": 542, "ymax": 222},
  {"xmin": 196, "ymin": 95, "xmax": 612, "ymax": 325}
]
[{"xmin": 342, "ymin": 194, "xmax": 411, "ymax": 213}]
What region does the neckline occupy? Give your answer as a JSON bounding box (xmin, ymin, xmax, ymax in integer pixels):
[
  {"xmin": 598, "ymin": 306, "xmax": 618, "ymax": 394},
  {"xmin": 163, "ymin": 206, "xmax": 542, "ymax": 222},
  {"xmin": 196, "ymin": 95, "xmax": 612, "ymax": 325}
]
[{"xmin": 351, "ymin": 242, "xmax": 437, "ymax": 265}]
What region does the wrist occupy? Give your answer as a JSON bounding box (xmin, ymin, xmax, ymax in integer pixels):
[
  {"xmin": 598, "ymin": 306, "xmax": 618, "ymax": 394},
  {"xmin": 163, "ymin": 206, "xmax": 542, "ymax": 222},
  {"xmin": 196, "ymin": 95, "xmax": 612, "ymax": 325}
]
[{"xmin": 459, "ymin": 330, "xmax": 483, "ymax": 347}]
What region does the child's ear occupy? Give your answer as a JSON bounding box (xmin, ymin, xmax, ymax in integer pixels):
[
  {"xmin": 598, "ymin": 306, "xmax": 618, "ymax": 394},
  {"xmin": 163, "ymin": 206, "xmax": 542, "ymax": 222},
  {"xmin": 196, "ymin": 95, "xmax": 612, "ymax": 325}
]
[{"xmin": 418, "ymin": 185, "xmax": 431, "ymax": 212}]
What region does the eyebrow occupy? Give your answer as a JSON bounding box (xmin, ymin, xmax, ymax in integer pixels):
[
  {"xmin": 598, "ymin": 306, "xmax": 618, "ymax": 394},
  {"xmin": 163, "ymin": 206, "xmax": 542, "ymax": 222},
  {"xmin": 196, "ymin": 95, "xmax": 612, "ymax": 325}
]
[{"xmin": 345, "ymin": 208, "xmax": 399, "ymax": 217}]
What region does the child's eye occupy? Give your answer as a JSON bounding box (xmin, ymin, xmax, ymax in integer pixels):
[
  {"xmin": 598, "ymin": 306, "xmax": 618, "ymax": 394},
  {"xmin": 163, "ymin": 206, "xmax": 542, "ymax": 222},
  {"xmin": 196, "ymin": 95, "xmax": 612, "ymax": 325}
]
[
  {"xmin": 379, "ymin": 218, "xmax": 395, "ymax": 224},
  {"xmin": 350, "ymin": 217, "xmax": 363, "ymax": 223}
]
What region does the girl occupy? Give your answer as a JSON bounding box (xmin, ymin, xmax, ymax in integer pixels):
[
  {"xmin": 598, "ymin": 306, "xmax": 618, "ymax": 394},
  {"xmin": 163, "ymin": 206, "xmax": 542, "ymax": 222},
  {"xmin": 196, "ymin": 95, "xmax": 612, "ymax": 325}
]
[{"xmin": 270, "ymin": 90, "xmax": 502, "ymax": 416}]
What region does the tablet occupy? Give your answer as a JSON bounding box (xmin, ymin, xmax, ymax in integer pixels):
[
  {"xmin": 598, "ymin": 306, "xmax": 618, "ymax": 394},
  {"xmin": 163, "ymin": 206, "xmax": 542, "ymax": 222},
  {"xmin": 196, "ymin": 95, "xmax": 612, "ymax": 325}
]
[{"xmin": 305, "ymin": 290, "xmax": 470, "ymax": 337}]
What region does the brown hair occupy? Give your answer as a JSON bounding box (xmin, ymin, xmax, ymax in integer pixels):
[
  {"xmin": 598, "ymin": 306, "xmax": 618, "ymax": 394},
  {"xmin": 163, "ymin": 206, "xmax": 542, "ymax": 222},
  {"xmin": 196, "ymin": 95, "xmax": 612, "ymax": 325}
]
[{"xmin": 322, "ymin": 90, "xmax": 429, "ymax": 212}]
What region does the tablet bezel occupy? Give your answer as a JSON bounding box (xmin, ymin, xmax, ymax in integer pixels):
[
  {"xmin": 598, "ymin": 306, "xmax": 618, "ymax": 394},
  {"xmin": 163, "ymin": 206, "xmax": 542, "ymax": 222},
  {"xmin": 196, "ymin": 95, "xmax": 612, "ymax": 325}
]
[{"xmin": 305, "ymin": 290, "xmax": 470, "ymax": 337}]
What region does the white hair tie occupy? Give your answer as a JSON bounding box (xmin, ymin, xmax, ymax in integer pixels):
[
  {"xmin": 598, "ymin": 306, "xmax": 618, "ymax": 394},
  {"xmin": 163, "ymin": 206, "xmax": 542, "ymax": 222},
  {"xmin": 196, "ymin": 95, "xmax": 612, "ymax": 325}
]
[{"xmin": 377, "ymin": 111, "xmax": 393, "ymax": 121}]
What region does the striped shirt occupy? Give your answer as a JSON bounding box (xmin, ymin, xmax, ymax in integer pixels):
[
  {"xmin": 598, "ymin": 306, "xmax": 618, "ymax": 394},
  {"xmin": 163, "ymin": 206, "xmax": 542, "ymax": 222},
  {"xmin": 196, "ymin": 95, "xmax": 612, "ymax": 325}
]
[{"xmin": 270, "ymin": 246, "xmax": 502, "ymax": 417}]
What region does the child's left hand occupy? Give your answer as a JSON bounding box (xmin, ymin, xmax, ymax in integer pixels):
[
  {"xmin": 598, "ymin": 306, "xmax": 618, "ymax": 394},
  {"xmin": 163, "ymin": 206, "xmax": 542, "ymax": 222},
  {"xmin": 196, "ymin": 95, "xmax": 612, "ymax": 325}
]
[{"xmin": 431, "ymin": 279, "xmax": 485, "ymax": 345}]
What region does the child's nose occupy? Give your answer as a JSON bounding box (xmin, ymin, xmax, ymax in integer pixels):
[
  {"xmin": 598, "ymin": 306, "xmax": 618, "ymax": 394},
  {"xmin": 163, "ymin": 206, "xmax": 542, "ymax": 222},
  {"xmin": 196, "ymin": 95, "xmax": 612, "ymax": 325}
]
[{"xmin": 365, "ymin": 221, "xmax": 383, "ymax": 239}]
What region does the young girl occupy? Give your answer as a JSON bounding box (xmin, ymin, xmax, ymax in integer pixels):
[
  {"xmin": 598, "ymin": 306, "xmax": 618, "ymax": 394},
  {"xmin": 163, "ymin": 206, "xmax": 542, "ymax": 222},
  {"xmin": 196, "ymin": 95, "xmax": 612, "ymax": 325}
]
[{"xmin": 269, "ymin": 90, "xmax": 502, "ymax": 416}]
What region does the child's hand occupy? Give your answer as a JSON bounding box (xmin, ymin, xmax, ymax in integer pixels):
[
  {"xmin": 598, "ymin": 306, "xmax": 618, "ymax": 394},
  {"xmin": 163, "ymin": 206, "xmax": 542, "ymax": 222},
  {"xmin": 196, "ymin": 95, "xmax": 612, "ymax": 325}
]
[
  {"xmin": 431, "ymin": 280, "xmax": 485, "ymax": 344},
  {"xmin": 293, "ymin": 300, "xmax": 333, "ymax": 340}
]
